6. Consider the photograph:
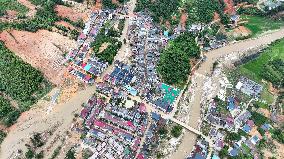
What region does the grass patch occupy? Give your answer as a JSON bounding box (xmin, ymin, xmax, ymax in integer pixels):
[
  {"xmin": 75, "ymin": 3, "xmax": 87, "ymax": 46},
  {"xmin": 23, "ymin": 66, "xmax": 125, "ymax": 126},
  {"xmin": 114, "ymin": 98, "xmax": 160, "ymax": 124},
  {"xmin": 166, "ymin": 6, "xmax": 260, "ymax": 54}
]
[
  {"xmin": 0, "ymin": 0, "xmax": 29, "ymax": 16},
  {"xmin": 239, "ymin": 39, "xmax": 284, "ymax": 82},
  {"xmin": 237, "ymin": 39, "xmax": 284, "ymax": 103},
  {"xmin": 255, "ymin": 101, "xmax": 269, "ymax": 109},
  {"xmin": 241, "ymin": 143, "xmax": 250, "ymax": 154},
  {"xmin": 241, "ymin": 15, "xmax": 284, "ymax": 37}
]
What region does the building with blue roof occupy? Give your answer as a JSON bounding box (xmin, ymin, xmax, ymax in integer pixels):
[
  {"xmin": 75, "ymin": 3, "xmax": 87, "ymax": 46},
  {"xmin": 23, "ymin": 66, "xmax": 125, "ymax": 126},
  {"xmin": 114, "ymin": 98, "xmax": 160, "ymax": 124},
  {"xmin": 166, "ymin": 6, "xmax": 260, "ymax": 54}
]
[
  {"xmin": 154, "ymin": 99, "xmax": 170, "ymax": 112},
  {"xmin": 125, "ymin": 85, "xmax": 138, "ymax": 96},
  {"xmin": 163, "ymin": 31, "xmax": 169, "ymax": 37},
  {"xmin": 110, "ymin": 67, "xmax": 121, "ymax": 77},
  {"xmin": 250, "ymin": 135, "xmax": 260, "ymax": 145},
  {"xmin": 192, "ymin": 153, "xmax": 206, "ymax": 159},
  {"xmin": 124, "ymin": 134, "xmax": 133, "ymax": 142},
  {"xmin": 242, "ymin": 124, "xmax": 252, "ymax": 133},
  {"xmin": 261, "ymin": 123, "xmax": 271, "ymax": 132},
  {"xmin": 229, "ymin": 148, "xmax": 239, "ymax": 157},
  {"xmin": 84, "ymin": 64, "xmax": 92, "ymax": 71},
  {"xmin": 151, "ymin": 112, "xmax": 161, "ymax": 121},
  {"xmin": 211, "ymin": 154, "xmax": 220, "ymax": 159}
]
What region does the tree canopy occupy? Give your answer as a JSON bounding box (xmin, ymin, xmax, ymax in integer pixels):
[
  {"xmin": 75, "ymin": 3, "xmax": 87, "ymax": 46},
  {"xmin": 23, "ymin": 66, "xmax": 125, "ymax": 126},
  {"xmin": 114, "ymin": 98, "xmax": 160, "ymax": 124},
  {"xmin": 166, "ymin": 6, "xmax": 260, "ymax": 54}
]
[
  {"xmin": 90, "ymin": 28, "xmax": 122, "ymax": 64},
  {"xmin": 157, "ymin": 32, "xmax": 200, "ymax": 86},
  {"xmin": 0, "ymin": 42, "xmax": 50, "ymax": 107},
  {"xmin": 135, "ymin": 0, "xmax": 180, "ymax": 23}
]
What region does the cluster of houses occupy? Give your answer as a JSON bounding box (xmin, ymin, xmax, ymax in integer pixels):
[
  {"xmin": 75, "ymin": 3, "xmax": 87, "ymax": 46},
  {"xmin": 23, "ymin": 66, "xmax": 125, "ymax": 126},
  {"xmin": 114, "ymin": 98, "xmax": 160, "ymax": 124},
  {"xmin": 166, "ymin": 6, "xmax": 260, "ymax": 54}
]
[
  {"xmin": 122, "ymin": 13, "xmax": 180, "ymax": 112},
  {"xmin": 104, "ymin": 60, "xmax": 180, "ymax": 113},
  {"xmin": 80, "ymin": 95, "xmax": 149, "ymax": 158},
  {"xmin": 199, "ymin": 76, "xmax": 275, "ymax": 158},
  {"xmin": 236, "ymin": 76, "xmax": 263, "ymax": 98},
  {"xmin": 65, "ymin": 9, "xmax": 119, "ymax": 83},
  {"xmin": 127, "ymin": 13, "xmax": 162, "ymax": 96},
  {"xmin": 137, "ymin": 112, "xmax": 167, "ymax": 159},
  {"xmin": 186, "ymin": 138, "xmax": 209, "ymax": 159}
]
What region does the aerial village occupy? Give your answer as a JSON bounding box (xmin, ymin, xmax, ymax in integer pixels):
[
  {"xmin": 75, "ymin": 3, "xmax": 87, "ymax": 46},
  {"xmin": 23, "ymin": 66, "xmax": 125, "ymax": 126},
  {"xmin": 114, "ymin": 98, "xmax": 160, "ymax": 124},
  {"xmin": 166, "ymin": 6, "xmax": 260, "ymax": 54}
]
[
  {"xmin": 63, "ymin": 1, "xmax": 284, "ymax": 159},
  {"xmin": 64, "ymin": 2, "xmax": 182, "ymax": 159},
  {"xmin": 1, "ymin": 0, "xmax": 283, "ymax": 159}
]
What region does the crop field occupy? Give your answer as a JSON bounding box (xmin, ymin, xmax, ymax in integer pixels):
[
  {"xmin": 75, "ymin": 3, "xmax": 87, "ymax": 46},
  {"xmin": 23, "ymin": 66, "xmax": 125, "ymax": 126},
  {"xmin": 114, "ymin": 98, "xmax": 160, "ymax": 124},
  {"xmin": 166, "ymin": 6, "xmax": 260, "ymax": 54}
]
[
  {"xmin": 242, "ymin": 15, "xmax": 284, "ymax": 37},
  {"xmin": 0, "ymin": 0, "xmax": 28, "ymax": 16}
]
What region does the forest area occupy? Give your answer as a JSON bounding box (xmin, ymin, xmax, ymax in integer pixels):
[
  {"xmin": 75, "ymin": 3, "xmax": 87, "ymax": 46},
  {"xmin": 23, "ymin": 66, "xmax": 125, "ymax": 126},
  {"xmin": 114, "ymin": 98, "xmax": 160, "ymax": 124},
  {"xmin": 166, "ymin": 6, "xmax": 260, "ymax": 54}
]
[
  {"xmin": 0, "ymin": 0, "xmax": 84, "ymax": 33},
  {"xmin": 157, "ymin": 32, "xmax": 200, "ymax": 86},
  {"xmin": 135, "ymin": 0, "xmax": 230, "ymax": 26},
  {"xmin": 0, "ymin": 42, "xmax": 51, "ymax": 127}
]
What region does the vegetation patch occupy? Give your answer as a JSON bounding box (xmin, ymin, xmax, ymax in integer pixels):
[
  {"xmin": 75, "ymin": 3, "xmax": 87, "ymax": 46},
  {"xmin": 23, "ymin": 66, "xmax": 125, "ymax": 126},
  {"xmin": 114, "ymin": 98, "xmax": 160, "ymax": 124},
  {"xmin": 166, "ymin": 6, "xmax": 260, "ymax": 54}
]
[
  {"xmin": 0, "ymin": 0, "xmax": 29, "ymax": 16},
  {"xmin": 186, "ymin": 0, "xmax": 229, "ymax": 25},
  {"xmin": 90, "ymin": 28, "xmax": 122, "ymax": 64},
  {"xmin": 135, "ymin": 0, "xmax": 180, "ymax": 24},
  {"xmin": 241, "ymin": 15, "xmax": 284, "ymax": 37},
  {"xmin": 238, "ymin": 39, "xmax": 284, "ymax": 86},
  {"xmin": 0, "ymin": 130, "xmax": 7, "ymax": 144},
  {"xmin": 171, "ymin": 125, "xmax": 183, "ymax": 138},
  {"xmin": 271, "ymin": 128, "xmax": 284, "ymax": 144},
  {"xmin": 157, "ymin": 32, "xmax": 200, "ymax": 86},
  {"xmin": 251, "ymin": 111, "xmax": 270, "ymax": 127},
  {"xmin": 0, "ymin": 0, "xmax": 64, "ymax": 32},
  {"xmin": 0, "ymin": 42, "xmax": 51, "ymax": 126}
]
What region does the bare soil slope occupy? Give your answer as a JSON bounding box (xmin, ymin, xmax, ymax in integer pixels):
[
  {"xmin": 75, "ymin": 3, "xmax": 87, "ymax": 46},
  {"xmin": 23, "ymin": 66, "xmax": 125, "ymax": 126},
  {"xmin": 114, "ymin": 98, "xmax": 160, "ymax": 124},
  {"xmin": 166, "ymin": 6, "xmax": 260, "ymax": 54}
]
[
  {"xmin": 0, "ymin": 30, "xmax": 76, "ymax": 85},
  {"xmin": 55, "ymin": 5, "xmax": 87, "ymax": 22}
]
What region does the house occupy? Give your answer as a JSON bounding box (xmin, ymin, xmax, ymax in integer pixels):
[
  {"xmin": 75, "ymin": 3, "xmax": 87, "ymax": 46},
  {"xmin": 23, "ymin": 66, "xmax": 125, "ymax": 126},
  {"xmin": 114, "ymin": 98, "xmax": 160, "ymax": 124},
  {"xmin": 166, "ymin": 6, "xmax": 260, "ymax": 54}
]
[
  {"xmin": 236, "ymin": 77, "xmax": 263, "ymax": 97},
  {"xmin": 212, "ymin": 154, "xmax": 220, "ymax": 159},
  {"xmin": 151, "ymin": 112, "xmax": 161, "ymax": 121},
  {"xmin": 229, "ymin": 148, "xmax": 239, "ymax": 157},
  {"xmin": 250, "ymin": 135, "xmax": 260, "ymax": 145},
  {"xmin": 242, "ymin": 124, "xmax": 252, "ymax": 133},
  {"xmin": 261, "ymin": 123, "xmax": 271, "ymax": 132}
]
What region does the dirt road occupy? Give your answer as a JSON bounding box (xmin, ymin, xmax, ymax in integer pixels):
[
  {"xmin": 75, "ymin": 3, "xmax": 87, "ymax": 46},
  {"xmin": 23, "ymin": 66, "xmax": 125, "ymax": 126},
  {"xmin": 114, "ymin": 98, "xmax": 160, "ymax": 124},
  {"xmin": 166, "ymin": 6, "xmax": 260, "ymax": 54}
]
[{"xmin": 170, "ymin": 28, "xmax": 284, "ymax": 159}]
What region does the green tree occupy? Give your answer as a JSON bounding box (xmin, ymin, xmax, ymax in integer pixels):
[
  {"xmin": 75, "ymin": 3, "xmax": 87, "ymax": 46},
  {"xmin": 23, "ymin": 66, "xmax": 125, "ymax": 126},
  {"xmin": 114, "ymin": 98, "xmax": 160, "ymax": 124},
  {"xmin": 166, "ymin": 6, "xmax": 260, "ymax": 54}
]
[
  {"xmin": 171, "ymin": 125, "xmax": 183, "ymax": 138},
  {"xmin": 65, "ymin": 148, "xmax": 76, "ymax": 159},
  {"xmin": 157, "ymin": 32, "xmax": 200, "ymax": 86},
  {"xmin": 0, "ymin": 131, "xmax": 7, "ymax": 144},
  {"xmin": 25, "ymin": 149, "xmax": 35, "ymax": 159}
]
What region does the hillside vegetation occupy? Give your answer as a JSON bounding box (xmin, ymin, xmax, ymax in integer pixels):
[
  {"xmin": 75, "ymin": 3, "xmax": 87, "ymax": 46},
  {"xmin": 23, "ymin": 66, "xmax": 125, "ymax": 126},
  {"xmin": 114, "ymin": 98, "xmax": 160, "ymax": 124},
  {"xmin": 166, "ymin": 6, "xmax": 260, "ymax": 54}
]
[
  {"xmin": 0, "ymin": 42, "xmax": 51, "ymax": 126},
  {"xmin": 0, "ymin": 0, "xmax": 29, "ymax": 16}
]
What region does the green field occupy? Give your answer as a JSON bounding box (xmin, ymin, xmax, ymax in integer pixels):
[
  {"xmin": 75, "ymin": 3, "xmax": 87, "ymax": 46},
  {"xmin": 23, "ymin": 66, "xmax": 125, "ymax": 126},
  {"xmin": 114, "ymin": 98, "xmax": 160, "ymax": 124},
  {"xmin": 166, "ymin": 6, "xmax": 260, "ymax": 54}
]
[
  {"xmin": 239, "ymin": 39, "xmax": 284, "ymax": 82},
  {"xmin": 0, "ymin": 0, "xmax": 29, "ymax": 16},
  {"xmin": 237, "ymin": 39, "xmax": 284, "ymax": 104},
  {"xmin": 242, "ymin": 15, "xmax": 284, "ymax": 37}
]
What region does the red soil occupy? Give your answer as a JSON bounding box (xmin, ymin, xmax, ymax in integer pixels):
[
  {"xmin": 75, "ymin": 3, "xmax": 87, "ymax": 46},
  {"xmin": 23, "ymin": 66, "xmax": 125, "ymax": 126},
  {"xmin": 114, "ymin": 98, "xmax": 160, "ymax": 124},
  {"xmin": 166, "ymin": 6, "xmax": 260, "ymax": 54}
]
[
  {"xmin": 180, "ymin": 11, "xmax": 188, "ymax": 29},
  {"xmin": 0, "ymin": 30, "xmax": 76, "ymax": 85},
  {"xmin": 6, "ymin": 10, "xmax": 18, "ymax": 17},
  {"xmin": 55, "ymin": 21, "xmax": 76, "ymax": 30},
  {"xmin": 213, "ymin": 12, "xmax": 221, "ymax": 21},
  {"xmin": 224, "ymin": 0, "xmax": 236, "ymax": 15},
  {"xmin": 55, "ymin": 5, "xmax": 86, "ymax": 22},
  {"xmin": 93, "ymin": 0, "xmax": 102, "ymax": 10}
]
